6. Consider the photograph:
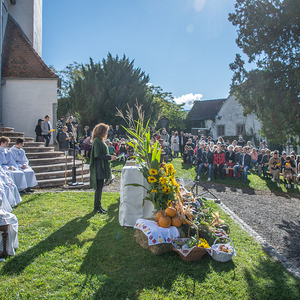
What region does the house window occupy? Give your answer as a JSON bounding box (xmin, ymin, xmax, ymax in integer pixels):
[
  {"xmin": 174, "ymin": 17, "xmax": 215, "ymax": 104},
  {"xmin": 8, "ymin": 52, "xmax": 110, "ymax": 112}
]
[
  {"xmin": 217, "ymin": 125, "xmax": 225, "ymax": 136},
  {"xmin": 236, "ymin": 125, "xmax": 245, "ymax": 136}
]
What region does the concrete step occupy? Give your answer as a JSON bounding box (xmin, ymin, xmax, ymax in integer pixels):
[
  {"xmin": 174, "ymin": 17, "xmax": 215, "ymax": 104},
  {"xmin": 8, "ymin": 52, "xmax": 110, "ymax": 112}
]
[
  {"xmin": 0, "ymin": 127, "xmax": 14, "ymax": 132},
  {"xmin": 22, "ymin": 146, "xmax": 54, "ymax": 153},
  {"xmin": 35, "ymin": 165, "xmax": 90, "ymax": 180},
  {"xmin": 1, "ymin": 131, "xmax": 25, "ymax": 137},
  {"xmin": 37, "ymin": 173, "xmax": 90, "ymax": 188},
  {"xmin": 9, "ymin": 137, "xmax": 34, "ymax": 143},
  {"xmin": 31, "ymin": 160, "xmax": 84, "ymax": 173},
  {"xmin": 26, "ymin": 151, "xmax": 65, "ymax": 159},
  {"xmin": 29, "ymin": 156, "xmax": 74, "ymax": 166},
  {"xmin": 9, "ymin": 142, "xmax": 45, "ymax": 148}
]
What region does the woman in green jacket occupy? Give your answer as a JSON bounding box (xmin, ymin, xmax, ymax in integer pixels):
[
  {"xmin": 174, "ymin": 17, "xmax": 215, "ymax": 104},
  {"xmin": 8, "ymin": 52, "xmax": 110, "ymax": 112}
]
[{"xmin": 90, "ymin": 123, "xmax": 117, "ymax": 213}]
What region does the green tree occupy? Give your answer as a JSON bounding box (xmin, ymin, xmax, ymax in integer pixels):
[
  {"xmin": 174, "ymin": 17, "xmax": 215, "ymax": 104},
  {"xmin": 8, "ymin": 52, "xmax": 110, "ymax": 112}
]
[
  {"xmin": 64, "ymin": 54, "xmax": 157, "ymax": 128},
  {"xmin": 148, "ymin": 85, "xmax": 187, "ymax": 132},
  {"xmin": 229, "ymin": 0, "xmax": 300, "ymax": 144}
]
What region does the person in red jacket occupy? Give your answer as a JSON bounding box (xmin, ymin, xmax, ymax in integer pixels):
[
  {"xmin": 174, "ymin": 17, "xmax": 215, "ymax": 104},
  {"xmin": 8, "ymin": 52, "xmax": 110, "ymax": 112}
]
[{"xmin": 213, "ymin": 147, "xmax": 225, "ymax": 179}]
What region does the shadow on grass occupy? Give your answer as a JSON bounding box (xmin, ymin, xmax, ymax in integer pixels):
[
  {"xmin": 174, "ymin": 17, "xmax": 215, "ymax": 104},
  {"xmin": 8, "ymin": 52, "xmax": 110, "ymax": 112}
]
[
  {"xmin": 244, "ymin": 256, "xmax": 300, "ymax": 299},
  {"xmin": 78, "ymin": 202, "xmax": 236, "ymax": 300},
  {"xmin": 0, "ymin": 212, "xmax": 95, "ymax": 275}
]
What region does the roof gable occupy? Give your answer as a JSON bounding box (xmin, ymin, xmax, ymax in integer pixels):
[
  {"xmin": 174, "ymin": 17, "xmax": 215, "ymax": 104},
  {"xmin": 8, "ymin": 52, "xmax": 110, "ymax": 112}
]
[
  {"xmin": 1, "ymin": 15, "xmax": 58, "ymax": 79},
  {"xmin": 187, "ymin": 98, "xmax": 226, "ymax": 120}
]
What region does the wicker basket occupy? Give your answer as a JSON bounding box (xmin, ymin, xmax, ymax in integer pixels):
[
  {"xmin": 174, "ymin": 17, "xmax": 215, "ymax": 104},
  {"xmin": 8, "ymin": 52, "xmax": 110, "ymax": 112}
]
[
  {"xmin": 210, "ymin": 236, "xmax": 235, "ymax": 262},
  {"xmin": 172, "ymin": 223, "xmax": 207, "ymax": 261}
]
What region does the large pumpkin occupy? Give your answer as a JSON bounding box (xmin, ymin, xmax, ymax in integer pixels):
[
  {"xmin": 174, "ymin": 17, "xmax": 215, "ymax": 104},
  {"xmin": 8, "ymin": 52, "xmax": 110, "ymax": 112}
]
[
  {"xmin": 158, "ymin": 214, "xmax": 172, "ymax": 228},
  {"xmin": 171, "ymin": 215, "xmax": 182, "ymax": 227},
  {"xmin": 165, "ymin": 207, "xmax": 176, "ymax": 218},
  {"xmin": 156, "ymin": 209, "xmax": 165, "ymax": 222}
]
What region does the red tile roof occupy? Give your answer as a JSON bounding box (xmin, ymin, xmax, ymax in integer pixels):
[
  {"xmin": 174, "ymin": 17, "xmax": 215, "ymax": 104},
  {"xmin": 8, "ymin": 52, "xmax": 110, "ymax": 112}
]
[
  {"xmin": 1, "ymin": 15, "xmax": 59, "ymax": 79},
  {"xmin": 187, "ymin": 98, "xmax": 226, "ymax": 120}
]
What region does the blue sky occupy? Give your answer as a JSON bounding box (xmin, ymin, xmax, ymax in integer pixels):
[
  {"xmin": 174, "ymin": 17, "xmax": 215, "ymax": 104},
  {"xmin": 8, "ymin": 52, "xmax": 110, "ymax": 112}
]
[{"xmin": 43, "ymin": 0, "xmax": 243, "ymax": 109}]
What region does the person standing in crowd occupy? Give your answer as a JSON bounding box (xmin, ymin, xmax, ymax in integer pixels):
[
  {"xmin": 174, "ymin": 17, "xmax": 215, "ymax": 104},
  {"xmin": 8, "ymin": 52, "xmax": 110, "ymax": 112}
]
[
  {"xmin": 66, "ymin": 116, "xmax": 76, "ymax": 143},
  {"xmin": 237, "ymin": 135, "xmax": 246, "ymax": 147},
  {"xmin": 82, "ymin": 126, "xmax": 91, "ymax": 139},
  {"xmin": 114, "ymin": 125, "xmax": 121, "ymax": 139},
  {"xmin": 41, "ymin": 115, "xmax": 52, "ymax": 147},
  {"xmin": 179, "ymin": 131, "xmax": 186, "ymax": 157},
  {"xmin": 160, "ymin": 129, "xmax": 169, "ymax": 143},
  {"xmin": 171, "ymin": 131, "xmax": 179, "ymax": 157},
  {"xmin": 107, "ymin": 125, "xmax": 114, "ymax": 141},
  {"xmin": 90, "ymin": 123, "xmax": 117, "ymax": 214},
  {"xmin": 58, "ymin": 126, "xmax": 70, "ymax": 151},
  {"xmin": 9, "ymin": 138, "xmax": 38, "ymax": 192},
  {"xmin": 56, "ymin": 116, "xmax": 64, "ymax": 142},
  {"xmin": 35, "ymin": 119, "xmax": 43, "ymax": 142}
]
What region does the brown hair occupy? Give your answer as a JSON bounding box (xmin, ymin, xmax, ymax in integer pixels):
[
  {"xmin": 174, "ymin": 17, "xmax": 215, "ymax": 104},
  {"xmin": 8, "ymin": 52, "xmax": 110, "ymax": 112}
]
[
  {"xmin": 91, "ymin": 123, "xmax": 109, "ymax": 141},
  {"xmin": 0, "ymin": 136, "xmax": 10, "ymax": 144}
]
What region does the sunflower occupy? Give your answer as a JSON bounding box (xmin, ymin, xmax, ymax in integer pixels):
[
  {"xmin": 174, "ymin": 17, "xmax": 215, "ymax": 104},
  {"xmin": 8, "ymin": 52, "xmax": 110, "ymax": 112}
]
[
  {"xmin": 150, "ymin": 189, "xmax": 158, "ymax": 194},
  {"xmin": 159, "ymin": 177, "xmax": 167, "ymax": 185},
  {"xmin": 148, "ymin": 176, "xmax": 157, "ymax": 183},
  {"xmin": 149, "ymin": 168, "xmax": 158, "ymax": 176}
]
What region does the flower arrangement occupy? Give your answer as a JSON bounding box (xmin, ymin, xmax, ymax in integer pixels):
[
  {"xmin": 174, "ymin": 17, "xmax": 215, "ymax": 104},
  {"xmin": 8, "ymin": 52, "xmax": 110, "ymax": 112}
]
[{"xmin": 144, "ymin": 163, "xmax": 180, "ymax": 210}]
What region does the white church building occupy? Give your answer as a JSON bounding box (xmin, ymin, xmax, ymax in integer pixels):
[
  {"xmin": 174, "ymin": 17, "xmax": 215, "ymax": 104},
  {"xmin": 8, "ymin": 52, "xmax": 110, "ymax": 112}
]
[{"xmin": 1, "ymin": 0, "xmax": 59, "ymax": 141}]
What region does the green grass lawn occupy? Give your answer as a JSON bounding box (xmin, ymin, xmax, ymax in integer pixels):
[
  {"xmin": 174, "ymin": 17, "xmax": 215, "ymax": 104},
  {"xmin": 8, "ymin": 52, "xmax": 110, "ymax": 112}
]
[{"xmin": 1, "ymin": 192, "xmax": 299, "ymax": 299}]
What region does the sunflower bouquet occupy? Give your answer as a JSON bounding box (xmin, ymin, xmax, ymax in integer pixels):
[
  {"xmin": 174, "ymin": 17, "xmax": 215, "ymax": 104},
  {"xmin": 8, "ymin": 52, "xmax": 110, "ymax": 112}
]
[{"xmin": 142, "ymin": 163, "xmax": 180, "ymax": 210}]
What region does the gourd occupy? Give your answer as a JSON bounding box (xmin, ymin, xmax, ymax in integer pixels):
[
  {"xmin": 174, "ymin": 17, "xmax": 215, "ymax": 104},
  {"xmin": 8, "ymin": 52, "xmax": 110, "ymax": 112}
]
[
  {"xmin": 165, "ymin": 207, "xmax": 176, "ymax": 218},
  {"xmin": 158, "ymin": 213, "xmax": 172, "ymax": 228},
  {"xmin": 171, "ymin": 215, "xmax": 182, "ymax": 227},
  {"xmin": 156, "ymin": 209, "xmax": 165, "ymax": 222}
]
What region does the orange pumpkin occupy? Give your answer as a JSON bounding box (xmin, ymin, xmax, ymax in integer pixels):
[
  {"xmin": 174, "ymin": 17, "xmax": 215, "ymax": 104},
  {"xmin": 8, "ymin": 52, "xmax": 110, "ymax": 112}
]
[
  {"xmin": 165, "ymin": 207, "xmax": 176, "ymax": 218},
  {"xmin": 158, "ymin": 214, "xmax": 172, "ymax": 228},
  {"xmin": 156, "ymin": 209, "xmax": 165, "ymax": 222},
  {"xmin": 171, "ymin": 215, "xmax": 182, "ymax": 227}
]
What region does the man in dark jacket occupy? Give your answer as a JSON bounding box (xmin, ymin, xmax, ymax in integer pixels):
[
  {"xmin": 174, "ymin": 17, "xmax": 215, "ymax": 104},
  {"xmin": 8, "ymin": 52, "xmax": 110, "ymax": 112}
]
[
  {"xmin": 233, "ymin": 147, "xmax": 251, "ymax": 184},
  {"xmin": 197, "ymin": 145, "xmax": 214, "ymax": 181}
]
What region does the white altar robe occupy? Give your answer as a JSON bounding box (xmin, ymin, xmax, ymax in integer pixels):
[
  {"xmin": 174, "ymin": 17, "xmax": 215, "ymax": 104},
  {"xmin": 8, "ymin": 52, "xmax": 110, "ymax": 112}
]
[
  {"xmin": 9, "ymin": 146, "xmax": 38, "ymax": 188},
  {"xmin": 0, "ymin": 197, "xmax": 19, "ymax": 255},
  {"xmin": 0, "ymin": 166, "xmax": 22, "ymax": 207},
  {"xmin": 0, "ymin": 147, "xmax": 27, "ymax": 191}
]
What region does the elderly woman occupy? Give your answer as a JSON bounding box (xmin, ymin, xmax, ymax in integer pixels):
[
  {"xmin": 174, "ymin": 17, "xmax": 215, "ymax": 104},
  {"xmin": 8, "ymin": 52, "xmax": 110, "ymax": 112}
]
[
  {"xmin": 90, "ymin": 123, "xmax": 117, "ymax": 214},
  {"xmin": 58, "ymin": 126, "xmax": 70, "ymax": 151}
]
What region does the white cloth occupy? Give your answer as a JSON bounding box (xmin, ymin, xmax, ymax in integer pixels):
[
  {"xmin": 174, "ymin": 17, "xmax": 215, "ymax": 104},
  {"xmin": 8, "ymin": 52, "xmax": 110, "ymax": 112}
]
[
  {"xmin": 0, "ymin": 147, "xmax": 27, "ymax": 191},
  {"xmin": 9, "ymin": 146, "xmax": 38, "ymax": 188},
  {"xmin": 0, "ymin": 197, "xmax": 18, "ymax": 255},
  {"xmin": 134, "ymin": 218, "xmax": 180, "ymax": 246},
  {"xmin": 119, "ymin": 165, "xmax": 153, "ymax": 227}
]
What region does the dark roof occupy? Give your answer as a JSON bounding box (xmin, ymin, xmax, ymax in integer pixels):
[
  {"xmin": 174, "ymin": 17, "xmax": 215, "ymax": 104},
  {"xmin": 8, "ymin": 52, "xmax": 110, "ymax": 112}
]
[
  {"xmin": 187, "ymin": 98, "xmax": 226, "ymax": 120},
  {"xmin": 1, "ymin": 15, "xmax": 58, "ymax": 79}
]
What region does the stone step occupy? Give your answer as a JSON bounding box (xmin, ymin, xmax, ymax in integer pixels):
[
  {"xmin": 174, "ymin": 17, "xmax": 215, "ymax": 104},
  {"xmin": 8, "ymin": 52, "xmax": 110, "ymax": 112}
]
[
  {"xmin": 26, "ymin": 151, "xmax": 64, "ymax": 159},
  {"xmin": 9, "ymin": 142, "xmax": 45, "ymax": 148},
  {"xmin": 31, "ymin": 161, "xmax": 84, "ymax": 173},
  {"xmin": 0, "ymin": 127, "xmax": 14, "ymax": 132},
  {"xmin": 22, "ymin": 146, "xmax": 54, "ymax": 153},
  {"xmin": 37, "ymin": 173, "xmax": 90, "ymax": 188},
  {"xmin": 35, "ymin": 165, "xmax": 90, "ymax": 180},
  {"xmin": 29, "ymin": 156, "xmax": 73, "ymax": 166},
  {"xmin": 1, "ymin": 131, "xmax": 25, "ymax": 137},
  {"xmin": 9, "ymin": 137, "xmax": 34, "ymax": 143}
]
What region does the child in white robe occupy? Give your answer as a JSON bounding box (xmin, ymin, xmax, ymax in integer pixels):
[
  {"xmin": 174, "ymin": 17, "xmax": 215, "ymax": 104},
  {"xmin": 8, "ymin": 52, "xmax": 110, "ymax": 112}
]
[
  {"xmin": 0, "ymin": 136, "xmax": 27, "ymax": 191},
  {"xmin": 9, "ymin": 138, "xmax": 38, "ymax": 191}
]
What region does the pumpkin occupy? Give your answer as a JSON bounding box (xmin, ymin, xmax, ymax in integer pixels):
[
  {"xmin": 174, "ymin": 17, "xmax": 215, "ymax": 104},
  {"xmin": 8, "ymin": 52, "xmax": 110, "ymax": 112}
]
[
  {"xmin": 165, "ymin": 207, "xmax": 176, "ymax": 218},
  {"xmin": 158, "ymin": 214, "xmax": 172, "ymax": 228},
  {"xmin": 156, "ymin": 209, "xmax": 165, "ymax": 222},
  {"xmin": 171, "ymin": 215, "xmax": 182, "ymax": 227}
]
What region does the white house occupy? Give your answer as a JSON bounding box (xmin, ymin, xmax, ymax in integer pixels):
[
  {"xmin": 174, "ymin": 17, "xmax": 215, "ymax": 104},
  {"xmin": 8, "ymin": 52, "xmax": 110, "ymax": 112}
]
[
  {"xmin": 1, "ymin": 0, "xmax": 58, "ymax": 142},
  {"xmin": 187, "ymin": 95, "xmax": 263, "ymax": 146}
]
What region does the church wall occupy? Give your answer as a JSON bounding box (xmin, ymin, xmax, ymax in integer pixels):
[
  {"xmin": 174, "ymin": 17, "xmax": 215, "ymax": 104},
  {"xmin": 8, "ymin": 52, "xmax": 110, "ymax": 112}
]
[
  {"xmin": 7, "ymin": 0, "xmax": 42, "ymax": 57},
  {"xmin": 2, "ymin": 78, "xmax": 57, "ymax": 143}
]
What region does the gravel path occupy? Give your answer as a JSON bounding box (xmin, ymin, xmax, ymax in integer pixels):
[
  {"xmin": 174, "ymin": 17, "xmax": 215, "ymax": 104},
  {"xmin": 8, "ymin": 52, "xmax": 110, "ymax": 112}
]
[{"xmin": 35, "ymin": 177, "xmax": 300, "ymax": 269}]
